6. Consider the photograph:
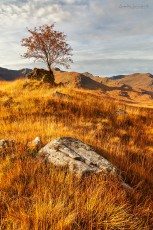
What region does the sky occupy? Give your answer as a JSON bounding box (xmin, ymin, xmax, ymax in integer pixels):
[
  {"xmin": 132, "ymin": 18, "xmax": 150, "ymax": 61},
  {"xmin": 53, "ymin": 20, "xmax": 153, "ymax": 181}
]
[{"xmin": 0, "ymin": 0, "xmax": 153, "ymax": 76}]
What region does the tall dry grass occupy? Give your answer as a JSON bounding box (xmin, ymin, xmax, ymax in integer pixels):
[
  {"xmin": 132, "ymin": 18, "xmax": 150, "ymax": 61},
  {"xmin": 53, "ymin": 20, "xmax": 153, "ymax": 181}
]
[{"xmin": 0, "ymin": 79, "xmax": 153, "ymax": 229}]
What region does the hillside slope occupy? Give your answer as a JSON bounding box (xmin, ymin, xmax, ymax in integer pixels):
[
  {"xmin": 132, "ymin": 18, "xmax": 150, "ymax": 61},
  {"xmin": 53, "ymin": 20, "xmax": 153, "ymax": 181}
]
[
  {"xmin": 54, "ymin": 70, "xmax": 153, "ymax": 107},
  {"xmin": 1, "ymin": 67, "xmax": 153, "ymax": 107},
  {"xmin": 0, "ymin": 79, "xmax": 152, "ymax": 229},
  {"xmin": 54, "ymin": 70, "xmax": 108, "ymax": 90}
]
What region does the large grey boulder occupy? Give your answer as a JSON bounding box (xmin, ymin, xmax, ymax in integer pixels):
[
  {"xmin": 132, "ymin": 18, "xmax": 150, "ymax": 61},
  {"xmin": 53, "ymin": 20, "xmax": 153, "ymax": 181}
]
[
  {"xmin": 38, "ymin": 137, "xmax": 118, "ymax": 176},
  {"xmin": 38, "ymin": 137, "xmax": 131, "ymax": 190}
]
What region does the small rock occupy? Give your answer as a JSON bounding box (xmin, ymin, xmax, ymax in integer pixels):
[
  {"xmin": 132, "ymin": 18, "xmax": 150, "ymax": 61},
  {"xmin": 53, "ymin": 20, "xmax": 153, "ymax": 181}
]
[
  {"xmin": 27, "ymin": 137, "xmax": 43, "ymax": 151},
  {"xmin": 53, "ymin": 91, "xmax": 70, "ymax": 98},
  {"xmin": 0, "ymin": 139, "xmax": 16, "ymax": 157},
  {"xmin": 115, "ymin": 110, "xmax": 128, "ymax": 115}
]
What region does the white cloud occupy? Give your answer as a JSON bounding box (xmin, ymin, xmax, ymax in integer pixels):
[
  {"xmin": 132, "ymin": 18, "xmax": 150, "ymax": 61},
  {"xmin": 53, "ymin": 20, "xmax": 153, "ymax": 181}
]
[{"xmin": 0, "ymin": 0, "xmax": 153, "ymax": 75}]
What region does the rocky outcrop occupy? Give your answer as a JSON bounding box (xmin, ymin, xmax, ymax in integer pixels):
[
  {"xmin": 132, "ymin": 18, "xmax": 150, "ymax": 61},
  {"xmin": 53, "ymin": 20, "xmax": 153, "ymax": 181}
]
[
  {"xmin": 0, "ymin": 136, "xmax": 131, "ymax": 190},
  {"xmin": 26, "ymin": 68, "xmax": 54, "ymax": 84},
  {"xmin": 38, "ymin": 137, "xmax": 118, "ymax": 176}
]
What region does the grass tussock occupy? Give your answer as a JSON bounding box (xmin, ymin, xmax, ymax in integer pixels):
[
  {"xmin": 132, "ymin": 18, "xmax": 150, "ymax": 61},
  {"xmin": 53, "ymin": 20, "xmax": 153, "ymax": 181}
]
[{"xmin": 0, "ymin": 79, "xmax": 153, "ymax": 229}]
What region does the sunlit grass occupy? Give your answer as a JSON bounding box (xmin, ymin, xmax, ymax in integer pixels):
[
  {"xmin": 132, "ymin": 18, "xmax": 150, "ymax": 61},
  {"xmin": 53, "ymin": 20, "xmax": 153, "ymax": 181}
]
[{"xmin": 0, "ymin": 79, "xmax": 152, "ymax": 229}]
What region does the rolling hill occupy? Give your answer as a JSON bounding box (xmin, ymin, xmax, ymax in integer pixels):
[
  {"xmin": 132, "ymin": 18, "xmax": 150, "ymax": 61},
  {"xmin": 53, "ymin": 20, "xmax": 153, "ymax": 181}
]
[
  {"xmin": 54, "ymin": 69, "xmax": 153, "ymax": 107},
  {"xmin": 110, "ymin": 73, "xmax": 153, "ymax": 91},
  {"xmin": 1, "ymin": 67, "xmax": 153, "ymax": 107}
]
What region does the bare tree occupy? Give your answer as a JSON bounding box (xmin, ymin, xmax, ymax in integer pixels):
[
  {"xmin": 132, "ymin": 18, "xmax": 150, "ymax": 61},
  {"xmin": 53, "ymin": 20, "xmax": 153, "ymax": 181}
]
[{"xmin": 21, "ymin": 24, "xmax": 73, "ymax": 84}]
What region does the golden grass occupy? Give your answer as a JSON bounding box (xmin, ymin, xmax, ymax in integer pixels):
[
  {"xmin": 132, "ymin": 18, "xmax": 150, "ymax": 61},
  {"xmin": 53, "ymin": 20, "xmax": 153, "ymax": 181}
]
[{"xmin": 0, "ymin": 79, "xmax": 153, "ymax": 229}]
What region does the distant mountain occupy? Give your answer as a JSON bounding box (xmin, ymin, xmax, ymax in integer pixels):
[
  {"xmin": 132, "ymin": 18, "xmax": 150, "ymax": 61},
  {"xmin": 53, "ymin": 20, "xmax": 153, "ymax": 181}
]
[
  {"xmin": 54, "ymin": 70, "xmax": 153, "ymax": 106},
  {"xmin": 110, "ymin": 73, "xmax": 153, "ymax": 91},
  {"xmin": 0, "ymin": 67, "xmax": 152, "ymax": 106},
  {"xmin": 0, "ymin": 67, "xmax": 32, "ymax": 81}
]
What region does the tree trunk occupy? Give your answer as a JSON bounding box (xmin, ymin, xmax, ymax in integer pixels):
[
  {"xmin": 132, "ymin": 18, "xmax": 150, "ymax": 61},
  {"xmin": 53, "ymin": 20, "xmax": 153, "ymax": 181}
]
[{"xmin": 48, "ymin": 65, "xmax": 55, "ymax": 85}]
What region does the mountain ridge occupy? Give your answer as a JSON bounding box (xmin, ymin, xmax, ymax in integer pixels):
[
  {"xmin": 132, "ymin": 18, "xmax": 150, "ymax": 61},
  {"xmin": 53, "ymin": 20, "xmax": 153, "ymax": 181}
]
[
  {"xmin": 0, "ymin": 67, "xmax": 31, "ymax": 81},
  {"xmin": 0, "ymin": 67, "xmax": 152, "ymax": 107}
]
